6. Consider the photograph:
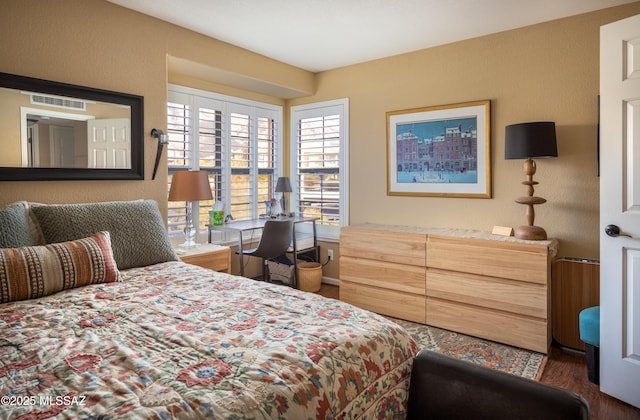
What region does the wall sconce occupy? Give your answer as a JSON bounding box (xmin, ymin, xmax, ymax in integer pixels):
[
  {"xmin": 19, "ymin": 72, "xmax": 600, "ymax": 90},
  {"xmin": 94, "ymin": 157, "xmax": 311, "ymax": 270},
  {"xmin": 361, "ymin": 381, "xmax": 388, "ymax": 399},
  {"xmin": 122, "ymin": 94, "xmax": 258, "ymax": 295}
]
[
  {"xmin": 504, "ymin": 122, "xmax": 558, "ymax": 240},
  {"xmin": 151, "ymin": 128, "xmax": 169, "ymax": 180}
]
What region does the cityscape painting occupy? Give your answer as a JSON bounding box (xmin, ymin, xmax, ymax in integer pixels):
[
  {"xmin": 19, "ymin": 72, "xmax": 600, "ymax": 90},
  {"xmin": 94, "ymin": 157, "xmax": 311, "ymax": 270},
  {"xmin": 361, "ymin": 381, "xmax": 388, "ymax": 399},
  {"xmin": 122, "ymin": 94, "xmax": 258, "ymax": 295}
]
[{"xmin": 387, "ymin": 100, "xmax": 491, "ymax": 198}]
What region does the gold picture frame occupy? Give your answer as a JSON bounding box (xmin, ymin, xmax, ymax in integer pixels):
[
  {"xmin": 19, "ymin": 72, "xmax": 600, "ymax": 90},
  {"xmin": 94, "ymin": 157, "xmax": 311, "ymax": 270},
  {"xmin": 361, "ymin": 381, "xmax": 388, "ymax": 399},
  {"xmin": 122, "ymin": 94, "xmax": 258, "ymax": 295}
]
[{"xmin": 386, "ymin": 100, "xmax": 491, "ymax": 198}]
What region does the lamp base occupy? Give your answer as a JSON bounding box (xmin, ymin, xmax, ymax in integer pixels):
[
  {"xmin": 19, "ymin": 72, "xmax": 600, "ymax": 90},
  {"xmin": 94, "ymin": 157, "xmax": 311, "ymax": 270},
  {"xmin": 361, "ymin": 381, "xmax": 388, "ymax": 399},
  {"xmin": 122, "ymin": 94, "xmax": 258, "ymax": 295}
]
[
  {"xmin": 177, "ymin": 239, "xmax": 200, "ymax": 249},
  {"xmin": 514, "ymin": 225, "xmax": 547, "ymax": 241},
  {"xmin": 179, "ymin": 202, "xmax": 199, "ymax": 249}
]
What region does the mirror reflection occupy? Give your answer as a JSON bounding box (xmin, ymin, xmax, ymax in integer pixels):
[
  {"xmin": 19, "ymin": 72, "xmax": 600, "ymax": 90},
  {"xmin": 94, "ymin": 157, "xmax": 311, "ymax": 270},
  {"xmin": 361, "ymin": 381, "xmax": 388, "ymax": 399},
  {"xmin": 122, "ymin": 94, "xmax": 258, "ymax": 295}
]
[
  {"xmin": 1, "ymin": 87, "xmax": 132, "ymax": 169},
  {"xmin": 0, "ymin": 72, "xmax": 144, "ymax": 181}
]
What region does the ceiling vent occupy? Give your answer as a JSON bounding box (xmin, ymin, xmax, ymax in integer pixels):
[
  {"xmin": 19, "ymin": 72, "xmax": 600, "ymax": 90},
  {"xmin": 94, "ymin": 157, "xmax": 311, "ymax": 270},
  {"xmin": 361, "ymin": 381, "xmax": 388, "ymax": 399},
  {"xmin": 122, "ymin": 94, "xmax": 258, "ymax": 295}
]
[{"xmin": 30, "ymin": 94, "xmax": 86, "ymax": 111}]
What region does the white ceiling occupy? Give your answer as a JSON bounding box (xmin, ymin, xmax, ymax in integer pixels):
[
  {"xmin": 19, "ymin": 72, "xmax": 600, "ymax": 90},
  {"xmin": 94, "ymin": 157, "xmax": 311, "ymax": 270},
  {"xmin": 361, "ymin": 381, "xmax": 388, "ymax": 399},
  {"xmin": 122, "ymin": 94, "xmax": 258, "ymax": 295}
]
[{"xmin": 108, "ymin": 0, "xmax": 636, "ymax": 72}]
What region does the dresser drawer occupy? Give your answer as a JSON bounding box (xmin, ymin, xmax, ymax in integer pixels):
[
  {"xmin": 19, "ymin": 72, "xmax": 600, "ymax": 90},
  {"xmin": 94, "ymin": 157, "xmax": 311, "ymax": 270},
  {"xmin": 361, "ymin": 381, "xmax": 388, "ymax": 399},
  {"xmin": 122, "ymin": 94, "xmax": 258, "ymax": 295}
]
[
  {"xmin": 341, "ymin": 226, "xmax": 426, "ymax": 266},
  {"xmin": 341, "ymin": 256, "xmax": 426, "ymax": 295},
  {"xmin": 426, "ymin": 298, "xmax": 549, "ymax": 353},
  {"xmin": 180, "ymin": 248, "xmax": 230, "ymax": 273},
  {"xmin": 427, "ymin": 235, "xmax": 550, "ymax": 284},
  {"xmin": 427, "ymin": 268, "xmax": 547, "ymax": 318},
  {"xmin": 338, "ymin": 225, "xmax": 553, "ymax": 353},
  {"xmin": 340, "ymin": 280, "xmax": 426, "ymax": 323}
]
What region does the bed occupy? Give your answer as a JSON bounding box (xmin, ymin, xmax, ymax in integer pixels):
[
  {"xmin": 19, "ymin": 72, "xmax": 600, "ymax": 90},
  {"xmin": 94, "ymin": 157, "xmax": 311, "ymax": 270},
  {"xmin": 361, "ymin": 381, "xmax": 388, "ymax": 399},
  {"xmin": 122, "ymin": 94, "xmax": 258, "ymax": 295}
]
[{"xmin": 0, "ymin": 200, "xmax": 417, "ymax": 419}]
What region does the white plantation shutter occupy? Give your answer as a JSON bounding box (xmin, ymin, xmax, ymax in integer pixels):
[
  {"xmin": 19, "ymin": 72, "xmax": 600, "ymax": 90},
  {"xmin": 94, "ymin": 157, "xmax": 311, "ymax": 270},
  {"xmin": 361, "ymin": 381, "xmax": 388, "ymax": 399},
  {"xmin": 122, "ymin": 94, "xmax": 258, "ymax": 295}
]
[
  {"xmin": 227, "ymin": 106, "xmax": 280, "ymax": 221},
  {"xmin": 168, "ymin": 86, "xmax": 282, "ymax": 238},
  {"xmin": 291, "ymin": 99, "xmax": 349, "ymax": 240},
  {"xmin": 229, "ymin": 111, "xmax": 252, "ymax": 220},
  {"xmin": 257, "ymin": 115, "xmax": 278, "ymax": 215}
]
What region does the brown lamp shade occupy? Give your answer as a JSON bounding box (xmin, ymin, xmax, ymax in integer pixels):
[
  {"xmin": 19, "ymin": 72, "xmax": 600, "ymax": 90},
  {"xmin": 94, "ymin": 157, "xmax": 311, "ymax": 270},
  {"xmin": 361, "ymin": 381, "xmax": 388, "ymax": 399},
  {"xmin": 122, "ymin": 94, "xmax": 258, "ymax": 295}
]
[
  {"xmin": 505, "ymin": 122, "xmax": 558, "ymax": 159},
  {"xmin": 168, "ymin": 170, "xmax": 213, "ymax": 202}
]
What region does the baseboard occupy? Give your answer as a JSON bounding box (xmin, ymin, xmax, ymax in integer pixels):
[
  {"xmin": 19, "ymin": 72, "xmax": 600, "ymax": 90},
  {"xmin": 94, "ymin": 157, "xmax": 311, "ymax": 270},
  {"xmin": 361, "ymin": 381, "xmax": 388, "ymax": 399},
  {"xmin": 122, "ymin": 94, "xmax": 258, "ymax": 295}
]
[{"xmin": 322, "ymin": 276, "xmax": 340, "ymax": 286}]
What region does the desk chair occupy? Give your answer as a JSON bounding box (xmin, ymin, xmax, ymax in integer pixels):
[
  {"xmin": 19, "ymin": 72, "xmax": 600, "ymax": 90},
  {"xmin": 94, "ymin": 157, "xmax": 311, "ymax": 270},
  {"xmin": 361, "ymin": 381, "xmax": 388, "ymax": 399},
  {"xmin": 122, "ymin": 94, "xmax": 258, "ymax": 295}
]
[{"xmin": 237, "ymin": 219, "xmax": 293, "ymax": 282}]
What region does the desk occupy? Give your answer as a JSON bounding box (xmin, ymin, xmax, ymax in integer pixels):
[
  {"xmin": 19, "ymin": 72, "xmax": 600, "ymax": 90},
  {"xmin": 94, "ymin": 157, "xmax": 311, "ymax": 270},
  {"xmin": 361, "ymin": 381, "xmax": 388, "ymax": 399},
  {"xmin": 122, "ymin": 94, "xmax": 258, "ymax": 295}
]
[{"xmin": 209, "ymin": 216, "xmax": 318, "ymax": 283}]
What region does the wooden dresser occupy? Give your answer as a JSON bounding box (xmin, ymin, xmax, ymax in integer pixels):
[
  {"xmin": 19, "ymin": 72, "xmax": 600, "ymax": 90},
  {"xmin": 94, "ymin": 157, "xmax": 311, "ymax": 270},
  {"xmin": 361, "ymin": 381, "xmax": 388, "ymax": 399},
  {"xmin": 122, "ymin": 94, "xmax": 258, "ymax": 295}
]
[{"xmin": 340, "ymin": 225, "xmax": 557, "ymax": 353}]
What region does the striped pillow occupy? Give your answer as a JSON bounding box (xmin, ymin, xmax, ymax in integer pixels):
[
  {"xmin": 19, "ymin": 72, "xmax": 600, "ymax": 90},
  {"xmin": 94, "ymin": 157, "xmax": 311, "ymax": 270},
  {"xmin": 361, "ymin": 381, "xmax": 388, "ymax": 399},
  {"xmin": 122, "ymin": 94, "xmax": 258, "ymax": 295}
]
[{"xmin": 0, "ymin": 231, "xmax": 120, "ymax": 303}]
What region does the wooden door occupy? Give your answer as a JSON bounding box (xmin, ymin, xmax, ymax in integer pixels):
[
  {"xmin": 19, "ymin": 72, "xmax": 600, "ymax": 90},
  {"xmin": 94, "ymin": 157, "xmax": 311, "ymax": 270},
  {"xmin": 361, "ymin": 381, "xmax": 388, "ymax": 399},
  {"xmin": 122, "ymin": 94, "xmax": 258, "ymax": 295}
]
[{"xmin": 87, "ymin": 118, "xmax": 131, "ymax": 169}]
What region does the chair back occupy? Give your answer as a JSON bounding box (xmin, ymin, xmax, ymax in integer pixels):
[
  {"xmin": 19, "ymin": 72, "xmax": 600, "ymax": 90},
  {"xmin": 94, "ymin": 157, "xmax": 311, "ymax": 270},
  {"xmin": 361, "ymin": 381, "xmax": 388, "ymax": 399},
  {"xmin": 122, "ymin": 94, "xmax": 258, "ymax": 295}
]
[{"xmin": 251, "ymin": 219, "xmax": 294, "ymax": 260}]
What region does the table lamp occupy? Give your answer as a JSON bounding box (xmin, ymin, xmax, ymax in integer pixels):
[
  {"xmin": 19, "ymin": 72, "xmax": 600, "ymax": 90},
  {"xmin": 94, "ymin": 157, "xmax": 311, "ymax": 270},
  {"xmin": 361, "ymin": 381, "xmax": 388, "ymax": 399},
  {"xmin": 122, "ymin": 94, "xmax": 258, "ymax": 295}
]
[
  {"xmin": 275, "ymin": 176, "xmax": 292, "ymax": 215},
  {"xmin": 504, "ymin": 122, "xmax": 557, "ymax": 240},
  {"xmin": 168, "ymin": 170, "xmax": 213, "ymax": 248}
]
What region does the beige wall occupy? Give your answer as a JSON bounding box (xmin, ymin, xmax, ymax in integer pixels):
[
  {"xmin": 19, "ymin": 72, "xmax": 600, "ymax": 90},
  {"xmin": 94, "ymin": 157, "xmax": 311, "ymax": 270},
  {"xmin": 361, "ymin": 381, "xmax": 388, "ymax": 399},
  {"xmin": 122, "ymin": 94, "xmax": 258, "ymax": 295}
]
[
  {"xmin": 1, "ymin": 0, "xmax": 640, "ymax": 271},
  {"xmin": 0, "ymin": 0, "xmax": 311, "ymax": 218},
  {"xmin": 290, "ymin": 2, "xmax": 640, "ymax": 260}
]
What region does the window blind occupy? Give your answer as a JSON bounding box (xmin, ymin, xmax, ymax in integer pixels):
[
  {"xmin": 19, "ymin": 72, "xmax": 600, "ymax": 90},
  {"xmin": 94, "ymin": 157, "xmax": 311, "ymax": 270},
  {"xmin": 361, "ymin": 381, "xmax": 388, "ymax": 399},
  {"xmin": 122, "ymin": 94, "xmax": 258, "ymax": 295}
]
[
  {"xmin": 291, "ymin": 98, "xmax": 349, "ymax": 240},
  {"xmin": 167, "ymin": 86, "xmax": 282, "ymax": 238}
]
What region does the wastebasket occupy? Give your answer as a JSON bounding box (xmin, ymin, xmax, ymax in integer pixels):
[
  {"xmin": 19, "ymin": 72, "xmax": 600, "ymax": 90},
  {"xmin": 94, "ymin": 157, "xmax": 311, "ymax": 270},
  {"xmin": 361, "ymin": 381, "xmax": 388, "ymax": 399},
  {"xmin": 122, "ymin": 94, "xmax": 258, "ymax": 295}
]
[
  {"xmin": 267, "ymin": 258, "xmax": 296, "ymax": 286},
  {"xmin": 297, "ymin": 261, "xmax": 322, "ymax": 292}
]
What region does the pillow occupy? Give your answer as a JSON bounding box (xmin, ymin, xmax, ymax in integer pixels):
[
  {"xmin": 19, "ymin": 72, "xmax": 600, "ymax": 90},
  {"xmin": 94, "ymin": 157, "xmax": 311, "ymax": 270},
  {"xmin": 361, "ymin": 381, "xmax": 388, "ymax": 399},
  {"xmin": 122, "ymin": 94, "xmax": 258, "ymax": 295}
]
[
  {"xmin": 30, "ymin": 200, "xmax": 178, "ymax": 270},
  {"xmin": 0, "ymin": 202, "xmax": 36, "ymax": 248},
  {"xmin": 0, "ymin": 231, "xmax": 120, "ymax": 304}
]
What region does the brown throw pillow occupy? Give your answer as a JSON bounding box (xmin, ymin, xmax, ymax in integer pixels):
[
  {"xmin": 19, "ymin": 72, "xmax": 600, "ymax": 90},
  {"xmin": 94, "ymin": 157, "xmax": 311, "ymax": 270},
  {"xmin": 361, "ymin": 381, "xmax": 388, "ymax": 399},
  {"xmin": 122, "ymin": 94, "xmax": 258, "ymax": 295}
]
[{"xmin": 0, "ymin": 231, "xmax": 120, "ymax": 303}]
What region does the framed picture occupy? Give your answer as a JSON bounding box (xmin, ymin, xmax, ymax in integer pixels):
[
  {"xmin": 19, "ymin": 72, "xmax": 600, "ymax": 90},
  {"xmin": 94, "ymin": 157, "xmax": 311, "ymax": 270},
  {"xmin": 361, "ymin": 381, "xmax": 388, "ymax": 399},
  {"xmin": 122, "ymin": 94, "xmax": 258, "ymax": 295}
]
[{"xmin": 386, "ymin": 100, "xmax": 491, "ymax": 198}]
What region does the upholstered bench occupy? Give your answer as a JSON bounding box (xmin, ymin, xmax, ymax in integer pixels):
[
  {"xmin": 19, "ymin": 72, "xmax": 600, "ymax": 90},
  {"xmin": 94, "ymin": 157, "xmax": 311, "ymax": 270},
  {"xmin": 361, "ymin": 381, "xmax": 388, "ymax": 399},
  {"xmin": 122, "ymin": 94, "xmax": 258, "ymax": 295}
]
[{"xmin": 579, "ymin": 306, "xmax": 600, "ymax": 384}]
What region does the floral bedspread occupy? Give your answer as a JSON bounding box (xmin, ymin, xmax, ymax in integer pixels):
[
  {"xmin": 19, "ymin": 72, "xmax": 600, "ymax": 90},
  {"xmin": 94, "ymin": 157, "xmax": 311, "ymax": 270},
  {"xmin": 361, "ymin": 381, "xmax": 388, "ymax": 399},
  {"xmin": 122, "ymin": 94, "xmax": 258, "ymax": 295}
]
[{"xmin": 0, "ymin": 261, "xmax": 417, "ymax": 419}]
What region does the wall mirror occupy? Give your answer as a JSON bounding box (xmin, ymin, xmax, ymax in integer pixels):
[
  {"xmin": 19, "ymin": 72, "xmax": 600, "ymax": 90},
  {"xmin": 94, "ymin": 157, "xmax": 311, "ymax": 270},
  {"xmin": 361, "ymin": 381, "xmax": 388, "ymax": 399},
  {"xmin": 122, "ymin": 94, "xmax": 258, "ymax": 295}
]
[{"xmin": 0, "ymin": 72, "xmax": 144, "ymax": 181}]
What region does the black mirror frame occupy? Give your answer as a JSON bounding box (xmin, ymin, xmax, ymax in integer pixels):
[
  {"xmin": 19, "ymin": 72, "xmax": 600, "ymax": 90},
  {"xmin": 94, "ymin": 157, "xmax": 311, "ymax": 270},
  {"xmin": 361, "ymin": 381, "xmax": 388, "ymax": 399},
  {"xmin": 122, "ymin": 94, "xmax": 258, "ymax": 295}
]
[{"xmin": 0, "ymin": 72, "xmax": 144, "ymax": 181}]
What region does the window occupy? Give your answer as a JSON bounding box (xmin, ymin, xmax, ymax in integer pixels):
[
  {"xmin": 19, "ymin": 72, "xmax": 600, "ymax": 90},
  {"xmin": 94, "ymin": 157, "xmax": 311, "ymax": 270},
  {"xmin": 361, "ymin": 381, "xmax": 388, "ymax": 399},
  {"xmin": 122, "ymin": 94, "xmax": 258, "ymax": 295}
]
[
  {"xmin": 290, "ymin": 98, "xmax": 349, "ymax": 241},
  {"xmin": 167, "ymin": 85, "xmax": 282, "ymax": 239}
]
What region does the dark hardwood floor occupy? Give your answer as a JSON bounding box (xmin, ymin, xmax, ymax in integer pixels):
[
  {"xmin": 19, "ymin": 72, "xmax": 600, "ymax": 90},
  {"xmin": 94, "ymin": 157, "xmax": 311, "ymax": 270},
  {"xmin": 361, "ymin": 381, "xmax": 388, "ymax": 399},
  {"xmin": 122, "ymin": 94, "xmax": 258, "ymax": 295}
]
[
  {"xmin": 317, "ymin": 284, "xmax": 640, "ymax": 420},
  {"xmin": 540, "ymin": 346, "xmax": 640, "ymax": 419}
]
